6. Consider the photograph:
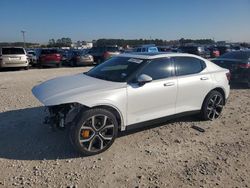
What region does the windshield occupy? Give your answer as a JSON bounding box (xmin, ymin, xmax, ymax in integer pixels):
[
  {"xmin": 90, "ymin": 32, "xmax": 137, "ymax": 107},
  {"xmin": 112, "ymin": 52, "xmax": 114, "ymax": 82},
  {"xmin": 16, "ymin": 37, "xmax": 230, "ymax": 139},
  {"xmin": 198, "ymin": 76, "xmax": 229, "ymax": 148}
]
[
  {"xmin": 28, "ymin": 52, "xmax": 36, "ymax": 55},
  {"xmin": 86, "ymin": 57, "xmax": 144, "ymax": 82},
  {"xmin": 41, "ymin": 49, "xmax": 59, "ymax": 54}
]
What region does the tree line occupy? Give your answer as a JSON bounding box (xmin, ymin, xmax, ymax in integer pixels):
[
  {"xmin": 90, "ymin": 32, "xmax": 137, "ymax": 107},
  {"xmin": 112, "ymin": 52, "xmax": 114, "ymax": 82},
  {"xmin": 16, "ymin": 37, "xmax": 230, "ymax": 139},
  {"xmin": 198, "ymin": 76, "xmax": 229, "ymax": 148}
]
[
  {"xmin": 94, "ymin": 38, "xmax": 216, "ymax": 47},
  {"xmin": 47, "ymin": 37, "xmax": 72, "ymax": 47},
  {"xmin": 1, "ymin": 38, "xmax": 249, "ymax": 48}
]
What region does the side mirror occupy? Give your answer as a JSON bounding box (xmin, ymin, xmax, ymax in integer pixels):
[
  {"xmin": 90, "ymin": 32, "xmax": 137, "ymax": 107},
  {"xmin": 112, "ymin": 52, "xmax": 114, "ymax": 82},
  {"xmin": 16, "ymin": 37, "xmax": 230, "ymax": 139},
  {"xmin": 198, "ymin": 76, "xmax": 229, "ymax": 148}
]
[{"xmin": 137, "ymin": 74, "xmax": 153, "ymax": 85}]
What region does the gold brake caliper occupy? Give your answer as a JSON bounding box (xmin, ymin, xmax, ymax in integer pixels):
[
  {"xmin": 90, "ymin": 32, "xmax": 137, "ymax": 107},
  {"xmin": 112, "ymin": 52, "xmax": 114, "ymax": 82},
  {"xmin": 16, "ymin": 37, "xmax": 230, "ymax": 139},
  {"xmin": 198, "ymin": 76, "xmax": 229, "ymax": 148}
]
[{"xmin": 81, "ymin": 130, "xmax": 90, "ymax": 139}]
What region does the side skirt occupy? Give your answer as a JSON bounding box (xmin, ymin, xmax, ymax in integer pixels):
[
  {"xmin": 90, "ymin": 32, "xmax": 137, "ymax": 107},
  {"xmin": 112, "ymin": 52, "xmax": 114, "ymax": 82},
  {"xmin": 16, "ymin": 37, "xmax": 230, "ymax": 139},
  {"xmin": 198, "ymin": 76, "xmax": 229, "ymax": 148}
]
[{"xmin": 125, "ymin": 110, "xmax": 200, "ymax": 131}]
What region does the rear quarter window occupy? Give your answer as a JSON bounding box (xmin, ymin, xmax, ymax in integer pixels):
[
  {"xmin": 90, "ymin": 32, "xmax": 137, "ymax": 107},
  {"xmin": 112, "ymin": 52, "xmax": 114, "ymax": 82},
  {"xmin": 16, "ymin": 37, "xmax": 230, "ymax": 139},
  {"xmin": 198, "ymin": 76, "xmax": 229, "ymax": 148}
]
[{"xmin": 173, "ymin": 56, "xmax": 206, "ymax": 76}]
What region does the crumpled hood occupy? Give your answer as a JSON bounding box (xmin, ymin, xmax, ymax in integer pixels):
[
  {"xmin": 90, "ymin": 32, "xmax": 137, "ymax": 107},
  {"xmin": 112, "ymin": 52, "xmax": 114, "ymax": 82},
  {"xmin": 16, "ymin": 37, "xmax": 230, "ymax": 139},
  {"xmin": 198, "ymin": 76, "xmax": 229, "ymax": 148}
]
[{"xmin": 32, "ymin": 73, "xmax": 125, "ymax": 106}]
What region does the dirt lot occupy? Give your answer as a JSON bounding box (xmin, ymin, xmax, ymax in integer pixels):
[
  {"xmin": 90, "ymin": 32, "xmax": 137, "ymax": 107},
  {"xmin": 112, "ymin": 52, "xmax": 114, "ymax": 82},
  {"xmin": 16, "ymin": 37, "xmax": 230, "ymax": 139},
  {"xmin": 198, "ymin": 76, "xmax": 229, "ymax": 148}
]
[{"xmin": 0, "ymin": 67, "xmax": 249, "ymax": 188}]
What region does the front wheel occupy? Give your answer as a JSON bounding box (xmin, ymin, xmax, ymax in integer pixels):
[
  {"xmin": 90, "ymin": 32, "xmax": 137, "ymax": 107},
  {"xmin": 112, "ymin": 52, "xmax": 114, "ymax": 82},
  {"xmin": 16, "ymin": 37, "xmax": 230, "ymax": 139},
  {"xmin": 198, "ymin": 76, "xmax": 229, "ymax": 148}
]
[
  {"xmin": 70, "ymin": 108, "xmax": 118, "ymax": 155},
  {"xmin": 201, "ymin": 90, "xmax": 224, "ymax": 121}
]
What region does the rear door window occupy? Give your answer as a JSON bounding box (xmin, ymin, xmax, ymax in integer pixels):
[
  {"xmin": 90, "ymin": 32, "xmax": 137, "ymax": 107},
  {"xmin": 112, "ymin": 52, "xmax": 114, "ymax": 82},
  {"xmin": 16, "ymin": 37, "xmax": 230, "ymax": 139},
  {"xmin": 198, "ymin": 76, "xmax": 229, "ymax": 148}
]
[
  {"xmin": 173, "ymin": 57, "xmax": 206, "ymax": 76},
  {"xmin": 2, "ymin": 48, "xmax": 25, "ymax": 55}
]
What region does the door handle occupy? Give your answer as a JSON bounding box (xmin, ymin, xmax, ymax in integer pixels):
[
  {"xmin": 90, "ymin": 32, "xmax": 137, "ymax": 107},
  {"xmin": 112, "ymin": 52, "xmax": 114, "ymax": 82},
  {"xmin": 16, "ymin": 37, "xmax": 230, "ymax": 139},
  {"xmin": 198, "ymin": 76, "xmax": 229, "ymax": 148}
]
[
  {"xmin": 200, "ymin": 77, "xmax": 209, "ymax": 80},
  {"xmin": 164, "ymin": 82, "xmax": 175, "ymax": 86}
]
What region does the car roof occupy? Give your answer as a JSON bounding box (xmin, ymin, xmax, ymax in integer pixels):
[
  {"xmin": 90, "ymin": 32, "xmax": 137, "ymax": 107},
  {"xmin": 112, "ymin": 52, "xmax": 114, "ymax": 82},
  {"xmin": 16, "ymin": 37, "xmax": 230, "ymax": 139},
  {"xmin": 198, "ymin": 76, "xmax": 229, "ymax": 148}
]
[{"xmin": 117, "ymin": 52, "xmax": 202, "ymax": 59}]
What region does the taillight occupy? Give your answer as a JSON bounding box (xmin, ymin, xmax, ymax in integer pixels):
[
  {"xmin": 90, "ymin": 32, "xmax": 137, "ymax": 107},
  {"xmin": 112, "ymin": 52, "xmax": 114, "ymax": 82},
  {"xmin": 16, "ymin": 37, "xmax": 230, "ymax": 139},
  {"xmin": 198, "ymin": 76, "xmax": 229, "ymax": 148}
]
[
  {"xmin": 238, "ymin": 62, "xmax": 250, "ymax": 69},
  {"xmin": 226, "ymin": 72, "xmax": 231, "ymax": 81}
]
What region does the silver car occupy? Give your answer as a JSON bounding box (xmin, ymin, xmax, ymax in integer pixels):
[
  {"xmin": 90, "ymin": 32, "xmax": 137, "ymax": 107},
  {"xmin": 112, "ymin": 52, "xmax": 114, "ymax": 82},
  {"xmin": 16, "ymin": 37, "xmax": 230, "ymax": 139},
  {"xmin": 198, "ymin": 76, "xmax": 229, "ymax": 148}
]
[{"xmin": 0, "ymin": 47, "xmax": 29, "ymax": 69}]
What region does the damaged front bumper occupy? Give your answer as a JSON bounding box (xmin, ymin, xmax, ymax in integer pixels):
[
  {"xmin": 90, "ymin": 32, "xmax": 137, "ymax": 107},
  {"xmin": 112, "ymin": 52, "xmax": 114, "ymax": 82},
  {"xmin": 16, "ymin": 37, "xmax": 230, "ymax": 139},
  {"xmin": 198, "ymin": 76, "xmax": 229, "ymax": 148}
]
[{"xmin": 43, "ymin": 103, "xmax": 85, "ymax": 130}]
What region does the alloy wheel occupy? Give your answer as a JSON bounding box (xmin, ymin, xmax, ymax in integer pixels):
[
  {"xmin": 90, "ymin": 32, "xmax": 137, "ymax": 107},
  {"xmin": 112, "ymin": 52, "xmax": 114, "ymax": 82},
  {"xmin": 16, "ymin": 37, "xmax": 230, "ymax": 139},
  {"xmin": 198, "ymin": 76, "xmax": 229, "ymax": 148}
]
[
  {"xmin": 78, "ymin": 115, "xmax": 115, "ymax": 152},
  {"xmin": 206, "ymin": 94, "xmax": 223, "ymax": 120}
]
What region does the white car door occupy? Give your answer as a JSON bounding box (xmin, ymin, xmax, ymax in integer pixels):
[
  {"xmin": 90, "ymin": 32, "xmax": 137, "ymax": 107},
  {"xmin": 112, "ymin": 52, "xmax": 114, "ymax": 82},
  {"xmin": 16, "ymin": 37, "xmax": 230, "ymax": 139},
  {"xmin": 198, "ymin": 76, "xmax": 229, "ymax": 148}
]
[
  {"xmin": 172, "ymin": 56, "xmax": 213, "ymax": 113},
  {"xmin": 127, "ymin": 58, "xmax": 177, "ymax": 125}
]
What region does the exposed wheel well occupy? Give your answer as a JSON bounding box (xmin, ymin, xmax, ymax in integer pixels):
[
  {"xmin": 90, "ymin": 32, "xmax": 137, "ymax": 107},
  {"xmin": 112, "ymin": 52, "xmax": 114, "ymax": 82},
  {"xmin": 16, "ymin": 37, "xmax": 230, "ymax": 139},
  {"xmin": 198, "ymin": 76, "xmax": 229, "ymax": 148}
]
[
  {"xmin": 93, "ymin": 105, "xmax": 122, "ymax": 131},
  {"xmin": 212, "ymin": 87, "xmax": 226, "ymax": 104},
  {"xmin": 202, "ymin": 87, "xmax": 225, "ymax": 108},
  {"xmin": 201, "ymin": 87, "xmax": 226, "ymax": 110}
]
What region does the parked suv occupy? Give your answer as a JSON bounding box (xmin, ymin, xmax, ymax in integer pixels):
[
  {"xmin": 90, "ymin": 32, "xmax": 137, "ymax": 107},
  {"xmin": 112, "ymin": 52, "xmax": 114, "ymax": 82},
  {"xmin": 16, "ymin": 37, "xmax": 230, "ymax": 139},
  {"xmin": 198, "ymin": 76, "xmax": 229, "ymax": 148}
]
[
  {"xmin": 134, "ymin": 45, "xmax": 159, "ymax": 53},
  {"xmin": 179, "ymin": 46, "xmax": 210, "ymax": 58},
  {"xmin": 0, "ymin": 47, "xmax": 29, "ymax": 69},
  {"xmin": 39, "ymin": 49, "xmax": 62, "ymax": 67},
  {"xmin": 88, "ymin": 46, "xmax": 120, "ymax": 64}
]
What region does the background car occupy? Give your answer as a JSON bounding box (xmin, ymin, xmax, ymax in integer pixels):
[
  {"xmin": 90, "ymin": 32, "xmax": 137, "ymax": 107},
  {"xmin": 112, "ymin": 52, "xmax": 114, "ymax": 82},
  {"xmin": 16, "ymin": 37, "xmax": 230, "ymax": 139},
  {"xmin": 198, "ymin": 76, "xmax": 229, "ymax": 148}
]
[
  {"xmin": 27, "ymin": 50, "xmax": 38, "ymax": 65},
  {"xmin": 212, "ymin": 50, "xmax": 250, "ymax": 87},
  {"xmin": 68, "ymin": 50, "xmax": 94, "ymax": 66},
  {"xmin": 134, "ymin": 44, "xmax": 159, "ymax": 53},
  {"xmin": 207, "ymin": 46, "xmax": 220, "ymax": 58},
  {"xmin": 88, "ymin": 46, "xmax": 120, "ymax": 64},
  {"xmin": 33, "ymin": 52, "xmax": 230, "ymax": 155},
  {"xmin": 39, "ymin": 49, "xmax": 62, "ymax": 68},
  {"xmin": 217, "ymin": 45, "xmax": 232, "ymax": 55},
  {"xmin": 179, "ymin": 46, "xmax": 210, "ymax": 58},
  {"xmin": 0, "ymin": 47, "xmax": 29, "ymax": 70}
]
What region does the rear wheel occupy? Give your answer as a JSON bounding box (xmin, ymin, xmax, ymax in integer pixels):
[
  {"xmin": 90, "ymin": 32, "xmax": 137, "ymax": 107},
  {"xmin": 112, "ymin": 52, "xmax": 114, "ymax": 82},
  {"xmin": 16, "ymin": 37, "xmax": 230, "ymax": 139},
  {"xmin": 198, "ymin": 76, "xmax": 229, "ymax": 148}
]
[
  {"xmin": 201, "ymin": 90, "xmax": 224, "ymax": 120},
  {"xmin": 70, "ymin": 108, "xmax": 118, "ymax": 155}
]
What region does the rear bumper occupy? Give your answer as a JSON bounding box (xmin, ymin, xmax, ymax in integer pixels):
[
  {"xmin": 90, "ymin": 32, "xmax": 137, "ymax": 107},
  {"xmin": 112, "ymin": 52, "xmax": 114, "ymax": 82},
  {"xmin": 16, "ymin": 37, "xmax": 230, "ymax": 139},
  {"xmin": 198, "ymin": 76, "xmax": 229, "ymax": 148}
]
[
  {"xmin": 77, "ymin": 59, "xmax": 94, "ymax": 65},
  {"xmin": 0, "ymin": 61, "xmax": 29, "ymax": 68}
]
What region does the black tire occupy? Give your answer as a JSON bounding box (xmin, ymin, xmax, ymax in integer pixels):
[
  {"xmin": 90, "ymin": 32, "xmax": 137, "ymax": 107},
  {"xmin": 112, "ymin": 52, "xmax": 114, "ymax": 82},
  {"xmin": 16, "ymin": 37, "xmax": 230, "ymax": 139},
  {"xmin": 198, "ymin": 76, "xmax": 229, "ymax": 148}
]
[
  {"xmin": 70, "ymin": 108, "xmax": 118, "ymax": 156},
  {"xmin": 24, "ymin": 66, "xmax": 29, "ymax": 70},
  {"xmin": 200, "ymin": 90, "xmax": 224, "ymax": 121}
]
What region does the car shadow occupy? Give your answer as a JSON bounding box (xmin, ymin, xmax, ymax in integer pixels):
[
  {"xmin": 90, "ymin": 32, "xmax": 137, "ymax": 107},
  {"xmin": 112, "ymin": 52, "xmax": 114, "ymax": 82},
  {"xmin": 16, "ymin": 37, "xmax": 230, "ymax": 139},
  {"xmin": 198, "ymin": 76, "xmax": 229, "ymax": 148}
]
[
  {"xmin": 0, "ymin": 107, "xmax": 80, "ymax": 161},
  {"xmin": 0, "ymin": 67, "xmax": 27, "ymax": 72},
  {"xmin": 0, "ymin": 107, "xmax": 200, "ymax": 161}
]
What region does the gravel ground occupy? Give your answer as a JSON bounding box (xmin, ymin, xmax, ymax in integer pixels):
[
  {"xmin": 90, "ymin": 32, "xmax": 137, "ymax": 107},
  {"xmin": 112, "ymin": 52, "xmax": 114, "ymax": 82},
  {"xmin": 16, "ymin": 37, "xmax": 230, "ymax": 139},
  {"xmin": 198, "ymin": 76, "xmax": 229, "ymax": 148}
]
[{"xmin": 0, "ymin": 67, "xmax": 250, "ymax": 188}]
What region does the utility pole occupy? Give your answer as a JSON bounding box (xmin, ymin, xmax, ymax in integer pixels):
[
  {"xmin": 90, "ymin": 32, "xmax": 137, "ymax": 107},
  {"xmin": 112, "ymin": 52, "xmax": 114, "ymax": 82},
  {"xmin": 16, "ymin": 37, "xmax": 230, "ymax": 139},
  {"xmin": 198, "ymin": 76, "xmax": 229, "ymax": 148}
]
[{"xmin": 21, "ymin": 30, "xmax": 26, "ymax": 48}]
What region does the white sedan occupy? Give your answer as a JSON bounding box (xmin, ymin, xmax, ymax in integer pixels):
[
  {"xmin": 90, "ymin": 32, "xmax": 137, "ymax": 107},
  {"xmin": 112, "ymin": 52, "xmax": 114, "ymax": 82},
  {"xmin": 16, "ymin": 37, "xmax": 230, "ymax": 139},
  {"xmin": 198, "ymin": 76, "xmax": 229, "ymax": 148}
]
[{"xmin": 32, "ymin": 52, "xmax": 230, "ymax": 155}]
